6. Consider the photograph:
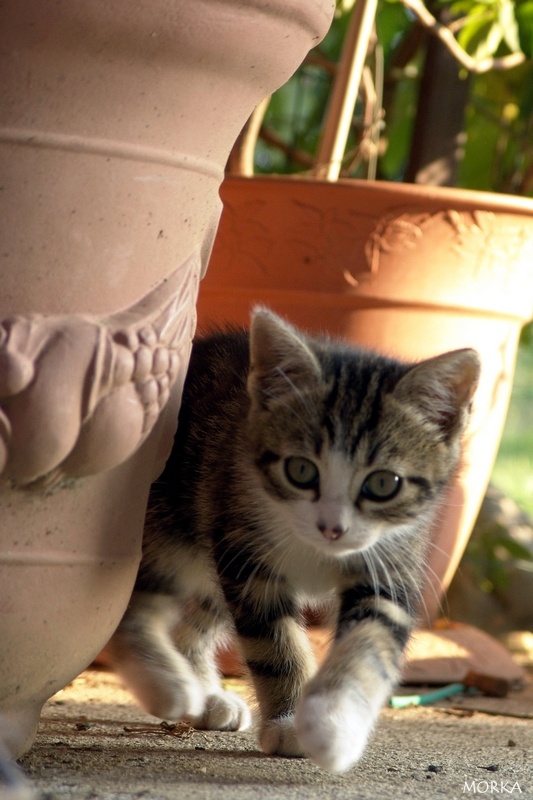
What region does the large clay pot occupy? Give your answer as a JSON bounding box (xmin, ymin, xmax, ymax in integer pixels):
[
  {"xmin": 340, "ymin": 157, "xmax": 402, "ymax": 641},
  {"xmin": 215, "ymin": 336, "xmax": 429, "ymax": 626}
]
[
  {"xmin": 197, "ymin": 174, "xmax": 533, "ymax": 621},
  {"xmin": 0, "ymin": 1, "xmax": 334, "ymax": 760}
]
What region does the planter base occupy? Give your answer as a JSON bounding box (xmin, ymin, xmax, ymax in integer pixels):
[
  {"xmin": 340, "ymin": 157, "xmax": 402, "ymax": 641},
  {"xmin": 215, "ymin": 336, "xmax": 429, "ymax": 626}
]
[{"xmin": 0, "ymin": 706, "xmax": 41, "ymax": 764}]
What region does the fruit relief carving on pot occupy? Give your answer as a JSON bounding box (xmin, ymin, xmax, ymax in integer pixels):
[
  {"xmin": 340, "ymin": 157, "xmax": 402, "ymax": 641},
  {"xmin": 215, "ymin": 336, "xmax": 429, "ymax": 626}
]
[
  {"xmin": 0, "ymin": 253, "xmax": 199, "ymax": 492},
  {"xmin": 366, "ymin": 207, "xmax": 533, "ymax": 283}
]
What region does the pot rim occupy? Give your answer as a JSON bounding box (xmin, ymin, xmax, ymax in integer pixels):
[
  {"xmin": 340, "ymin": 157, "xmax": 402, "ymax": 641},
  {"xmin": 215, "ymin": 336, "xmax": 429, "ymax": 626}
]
[{"xmin": 221, "ymin": 174, "xmax": 533, "ymax": 217}]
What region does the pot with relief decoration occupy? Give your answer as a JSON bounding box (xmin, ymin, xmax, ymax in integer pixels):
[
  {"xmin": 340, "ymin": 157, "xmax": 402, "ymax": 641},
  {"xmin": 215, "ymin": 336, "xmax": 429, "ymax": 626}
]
[{"xmin": 0, "ymin": 0, "xmax": 335, "ymax": 762}]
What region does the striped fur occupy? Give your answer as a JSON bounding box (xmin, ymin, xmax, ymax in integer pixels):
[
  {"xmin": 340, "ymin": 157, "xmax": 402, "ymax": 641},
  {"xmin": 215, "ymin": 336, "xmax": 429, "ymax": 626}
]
[{"xmin": 107, "ymin": 309, "xmax": 480, "ymax": 773}]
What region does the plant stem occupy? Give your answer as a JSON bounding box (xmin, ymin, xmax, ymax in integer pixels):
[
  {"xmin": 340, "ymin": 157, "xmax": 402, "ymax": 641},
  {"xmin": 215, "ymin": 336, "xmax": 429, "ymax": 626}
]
[
  {"xmin": 401, "ymin": 0, "xmax": 526, "ymax": 74},
  {"xmin": 314, "ymin": 0, "xmax": 379, "ymax": 180}
]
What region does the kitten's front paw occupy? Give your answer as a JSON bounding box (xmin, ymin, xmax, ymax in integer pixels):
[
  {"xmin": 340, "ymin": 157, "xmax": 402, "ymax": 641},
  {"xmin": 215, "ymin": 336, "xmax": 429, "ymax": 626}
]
[
  {"xmin": 191, "ymin": 691, "xmax": 252, "ymax": 732},
  {"xmin": 295, "ymin": 688, "xmax": 374, "ymax": 773},
  {"xmin": 259, "ymin": 715, "xmax": 305, "ymax": 758}
]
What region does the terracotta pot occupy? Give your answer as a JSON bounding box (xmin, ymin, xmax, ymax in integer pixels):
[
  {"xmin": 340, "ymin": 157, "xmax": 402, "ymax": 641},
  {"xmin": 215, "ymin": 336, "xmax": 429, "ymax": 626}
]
[
  {"xmin": 0, "ymin": 2, "xmax": 334, "ymax": 760},
  {"xmin": 197, "ymin": 174, "xmax": 533, "ymax": 621}
]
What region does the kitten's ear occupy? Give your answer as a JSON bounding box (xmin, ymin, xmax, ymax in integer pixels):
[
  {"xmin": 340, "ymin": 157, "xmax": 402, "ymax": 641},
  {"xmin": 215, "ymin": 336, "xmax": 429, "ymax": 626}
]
[
  {"xmin": 247, "ymin": 308, "xmax": 321, "ymax": 407},
  {"xmin": 394, "ymin": 348, "xmax": 480, "ymax": 437}
]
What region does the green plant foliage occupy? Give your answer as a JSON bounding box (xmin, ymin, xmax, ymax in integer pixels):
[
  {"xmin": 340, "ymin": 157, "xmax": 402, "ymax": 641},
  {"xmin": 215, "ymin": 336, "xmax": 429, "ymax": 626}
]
[
  {"xmin": 375, "ymin": 0, "xmax": 413, "ymax": 64},
  {"xmin": 372, "ymin": 1, "xmax": 421, "ymax": 180},
  {"xmin": 520, "ymin": 320, "xmax": 533, "ymax": 346},
  {"xmin": 516, "ymin": 1, "xmax": 533, "ymax": 56},
  {"xmin": 464, "ymin": 522, "xmax": 533, "ymax": 594},
  {"xmin": 515, "ymin": 0, "xmax": 533, "ymax": 58},
  {"xmin": 257, "ymin": 0, "xmax": 532, "ymax": 188},
  {"xmin": 459, "ymin": 59, "xmax": 533, "ymax": 193},
  {"xmin": 255, "ymin": 69, "xmax": 332, "ymax": 174},
  {"xmin": 439, "ymin": 0, "xmax": 520, "ymax": 58},
  {"xmin": 379, "ymin": 1, "xmax": 533, "ymax": 192},
  {"xmin": 379, "ymin": 75, "xmax": 420, "ymax": 180},
  {"xmin": 492, "ymin": 332, "xmax": 533, "ymax": 518}
]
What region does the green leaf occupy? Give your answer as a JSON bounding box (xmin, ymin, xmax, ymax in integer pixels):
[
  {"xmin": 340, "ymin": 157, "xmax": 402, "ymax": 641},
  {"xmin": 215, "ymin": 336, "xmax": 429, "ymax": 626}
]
[
  {"xmin": 481, "ymin": 18, "xmax": 506, "ymax": 58},
  {"xmin": 444, "ymin": 1, "xmax": 497, "ymax": 14},
  {"xmin": 516, "ymin": 0, "xmax": 533, "ymax": 56},
  {"xmin": 376, "ymin": 1, "xmax": 413, "ymax": 60},
  {"xmin": 379, "ymin": 75, "xmax": 418, "ymax": 179},
  {"xmin": 499, "ymin": 0, "xmax": 521, "ymax": 52},
  {"xmin": 458, "ymin": 13, "xmax": 503, "ymax": 60}
]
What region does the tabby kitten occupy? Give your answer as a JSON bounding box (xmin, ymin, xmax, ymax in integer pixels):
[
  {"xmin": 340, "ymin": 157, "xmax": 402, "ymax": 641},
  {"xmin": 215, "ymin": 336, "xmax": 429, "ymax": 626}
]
[{"xmin": 107, "ymin": 309, "xmax": 480, "ymax": 773}]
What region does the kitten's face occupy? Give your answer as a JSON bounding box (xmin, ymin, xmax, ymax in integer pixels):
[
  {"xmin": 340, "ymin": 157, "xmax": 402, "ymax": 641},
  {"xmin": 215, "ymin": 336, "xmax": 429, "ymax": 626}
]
[
  {"xmin": 265, "ymin": 449, "xmax": 415, "ymax": 558},
  {"xmin": 246, "ymin": 310, "xmax": 480, "ymax": 561},
  {"xmin": 251, "ymin": 406, "xmax": 447, "ymax": 560}
]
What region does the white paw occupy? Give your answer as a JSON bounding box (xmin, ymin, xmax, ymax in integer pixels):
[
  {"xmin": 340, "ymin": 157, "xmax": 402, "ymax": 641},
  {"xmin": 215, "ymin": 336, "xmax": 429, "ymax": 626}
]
[
  {"xmin": 259, "ymin": 714, "xmax": 305, "ymax": 758},
  {"xmin": 143, "ymin": 669, "xmax": 206, "ymax": 722},
  {"xmin": 295, "ymin": 688, "xmax": 375, "ymax": 773},
  {"xmin": 190, "ymin": 691, "xmax": 252, "ymax": 732},
  {"xmin": 114, "ymin": 656, "xmax": 206, "ymax": 722}
]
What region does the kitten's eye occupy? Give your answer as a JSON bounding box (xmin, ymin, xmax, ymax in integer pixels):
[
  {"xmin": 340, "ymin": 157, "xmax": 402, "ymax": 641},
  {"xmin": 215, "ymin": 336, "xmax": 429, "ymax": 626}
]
[
  {"xmin": 284, "ymin": 457, "xmax": 319, "ymax": 489},
  {"xmin": 360, "ymin": 470, "xmax": 402, "ymax": 502}
]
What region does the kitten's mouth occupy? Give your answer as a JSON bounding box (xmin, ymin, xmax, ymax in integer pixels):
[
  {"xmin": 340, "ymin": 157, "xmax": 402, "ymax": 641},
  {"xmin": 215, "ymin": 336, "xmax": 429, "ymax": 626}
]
[
  {"xmin": 311, "ymin": 534, "xmax": 364, "ymax": 559},
  {"xmin": 308, "ymin": 528, "xmax": 379, "ymax": 559}
]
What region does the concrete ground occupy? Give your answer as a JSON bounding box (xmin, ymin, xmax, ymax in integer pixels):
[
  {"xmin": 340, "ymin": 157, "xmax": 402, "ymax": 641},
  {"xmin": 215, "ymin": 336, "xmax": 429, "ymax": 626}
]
[{"xmin": 11, "ymin": 664, "xmax": 533, "ymax": 800}]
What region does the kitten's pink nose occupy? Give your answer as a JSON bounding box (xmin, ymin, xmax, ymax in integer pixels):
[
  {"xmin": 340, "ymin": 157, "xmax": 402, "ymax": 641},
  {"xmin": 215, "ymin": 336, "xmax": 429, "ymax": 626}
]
[{"xmin": 317, "ymin": 522, "xmax": 346, "ymax": 541}]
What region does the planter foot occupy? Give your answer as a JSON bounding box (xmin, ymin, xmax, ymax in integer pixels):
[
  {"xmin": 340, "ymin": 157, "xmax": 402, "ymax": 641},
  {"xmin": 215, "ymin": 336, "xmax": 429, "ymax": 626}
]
[{"xmin": 0, "ymin": 704, "xmax": 41, "ymax": 760}]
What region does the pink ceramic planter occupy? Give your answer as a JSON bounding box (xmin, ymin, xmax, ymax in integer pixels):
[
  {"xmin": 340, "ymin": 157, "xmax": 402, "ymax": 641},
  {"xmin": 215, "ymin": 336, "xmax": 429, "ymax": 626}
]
[{"xmin": 0, "ymin": 1, "xmax": 334, "ymax": 759}]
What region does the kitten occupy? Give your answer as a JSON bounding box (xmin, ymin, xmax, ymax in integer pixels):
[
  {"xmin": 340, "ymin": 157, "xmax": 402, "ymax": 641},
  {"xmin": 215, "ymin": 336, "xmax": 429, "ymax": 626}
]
[{"xmin": 107, "ymin": 308, "xmax": 480, "ymax": 773}]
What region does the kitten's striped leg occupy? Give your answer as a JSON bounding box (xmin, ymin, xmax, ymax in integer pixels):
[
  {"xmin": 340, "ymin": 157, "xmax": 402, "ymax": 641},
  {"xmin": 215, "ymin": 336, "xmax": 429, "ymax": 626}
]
[
  {"xmin": 295, "ymin": 585, "xmax": 412, "ymax": 773},
  {"xmin": 227, "ymin": 594, "xmax": 316, "ymax": 756},
  {"xmin": 216, "ymin": 541, "xmax": 315, "ymax": 755},
  {"xmin": 175, "ymin": 594, "xmax": 252, "ymax": 731}
]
